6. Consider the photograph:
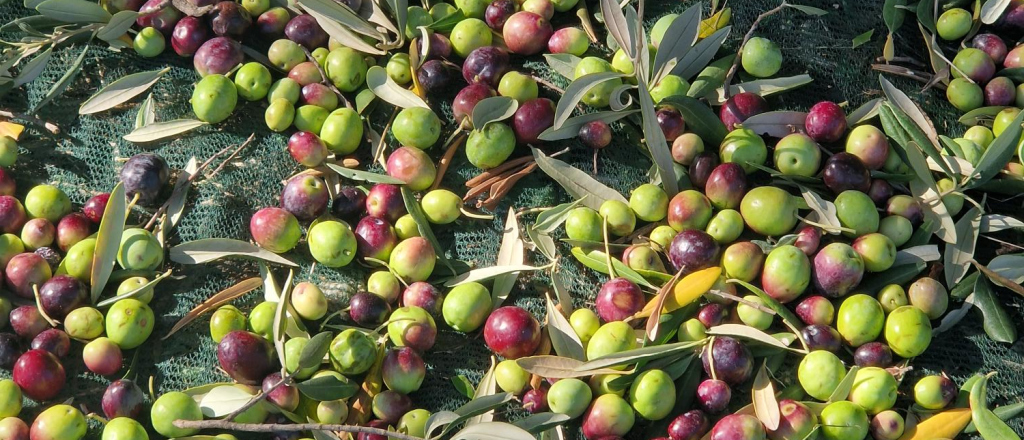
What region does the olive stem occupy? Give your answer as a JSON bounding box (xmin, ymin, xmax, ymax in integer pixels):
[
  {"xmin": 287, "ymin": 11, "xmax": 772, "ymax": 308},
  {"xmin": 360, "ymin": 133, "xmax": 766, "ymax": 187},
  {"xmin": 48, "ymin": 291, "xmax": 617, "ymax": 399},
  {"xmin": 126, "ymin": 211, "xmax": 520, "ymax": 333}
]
[
  {"xmin": 602, "ymin": 217, "xmax": 617, "ymax": 279},
  {"xmin": 460, "ymin": 206, "xmax": 494, "ymax": 220},
  {"xmin": 721, "ymin": 1, "xmax": 790, "ymax": 100},
  {"xmin": 222, "ymin": 375, "xmax": 290, "ymax": 423},
  {"xmin": 0, "ymin": 109, "xmax": 60, "ymax": 134},
  {"xmin": 431, "ymin": 131, "xmax": 468, "ymax": 191},
  {"xmin": 172, "ymin": 420, "xmax": 425, "ymax": 440}
]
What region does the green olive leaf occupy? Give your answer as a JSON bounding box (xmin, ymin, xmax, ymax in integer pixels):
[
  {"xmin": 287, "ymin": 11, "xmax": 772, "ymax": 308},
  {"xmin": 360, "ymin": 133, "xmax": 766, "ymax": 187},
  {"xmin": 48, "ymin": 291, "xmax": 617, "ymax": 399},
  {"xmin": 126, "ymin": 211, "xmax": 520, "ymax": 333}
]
[
  {"xmin": 199, "ymin": 385, "xmax": 255, "ymax": 418},
  {"xmin": 847, "ymin": 98, "xmax": 883, "ymax": 126},
  {"xmin": 13, "ymin": 47, "xmax": 52, "ymax": 89},
  {"xmin": 471, "ymin": 96, "xmax": 518, "ymax": 130},
  {"xmin": 123, "ymin": 119, "xmax": 208, "ymax": 143},
  {"xmin": 827, "ymin": 366, "xmax": 860, "ymax": 403},
  {"xmin": 687, "ymin": 55, "xmax": 734, "ymax": 99},
  {"xmin": 661, "ymin": 95, "xmax": 728, "ymax": 148},
  {"xmin": 970, "ymin": 374, "xmax": 1022, "ymax": 440},
  {"xmin": 545, "ymin": 292, "xmax": 585, "ymax": 361},
  {"xmin": 35, "ymin": 0, "xmax": 110, "ymax": 23},
  {"xmin": 135, "ymin": 93, "xmax": 156, "ymax": 130},
  {"xmin": 552, "ymin": 72, "xmax": 627, "ymax": 130},
  {"xmin": 599, "ymin": 0, "xmax": 634, "ymax": 59},
  {"xmin": 710, "ymin": 74, "xmax": 813, "ymax": 106},
  {"xmin": 452, "ymin": 422, "xmax": 536, "ymax": 440},
  {"xmin": 295, "ymin": 0, "xmax": 382, "ymax": 40},
  {"xmin": 740, "ymin": 111, "xmax": 807, "ymax": 138},
  {"xmin": 426, "ymin": 392, "xmax": 514, "ymax": 438},
  {"xmin": 980, "ymin": 214, "xmax": 1024, "ymax": 233},
  {"xmin": 466, "ymin": 358, "xmax": 498, "ymax": 426},
  {"xmin": 987, "ymin": 255, "xmax": 1024, "ymax": 284},
  {"xmin": 366, "ymin": 65, "xmax": 428, "ymax": 108},
  {"xmin": 31, "ymin": 44, "xmax": 89, "ymax": 113},
  {"xmin": 96, "ymin": 269, "xmax": 171, "ymax": 307},
  {"xmin": 543, "ymin": 53, "xmax": 581, "ymax": 80},
  {"xmin": 298, "ymin": 331, "xmax": 332, "ymax": 370},
  {"xmin": 426, "ymin": 9, "xmax": 465, "ymax": 32},
  {"xmin": 852, "ymin": 29, "xmax": 874, "ymax": 49},
  {"xmin": 325, "ymin": 163, "xmax": 404, "ymax": 185},
  {"xmin": 728, "ymin": 279, "xmax": 804, "ymax": 330},
  {"xmin": 570, "ymin": 247, "xmax": 656, "ymax": 290},
  {"xmin": 893, "ymin": 244, "xmax": 940, "ymax": 266},
  {"xmin": 89, "ymin": 182, "xmax": 126, "ymax": 304},
  {"xmin": 944, "ymin": 202, "xmax": 982, "ymax": 287},
  {"xmin": 958, "ymin": 105, "xmax": 1010, "ymax": 126},
  {"xmin": 708, "ymin": 324, "xmax": 804, "ymax": 354},
  {"xmin": 969, "ymin": 108, "xmax": 1024, "ymax": 188},
  {"xmin": 575, "ymin": 340, "xmax": 704, "ymax": 372},
  {"xmin": 857, "ymin": 261, "xmax": 927, "ymax": 294},
  {"xmin": 966, "ymin": 401, "xmax": 1024, "ymax": 433},
  {"xmin": 671, "ymin": 26, "xmax": 731, "ymax": 80},
  {"xmin": 297, "ymin": 374, "xmax": 358, "ymax": 401},
  {"xmin": 169, "ymin": 238, "xmax": 299, "ymax": 267},
  {"xmin": 651, "ymin": 4, "xmax": 701, "ymax": 84},
  {"xmin": 532, "ymin": 198, "xmax": 587, "ymax": 233},
  {"xmin": 512, "ymin": 413, "xmax": 571, "ymax": 435},
  {"xmin": 933, "ymin": 292, "xmax": 975, "ymax": 337},
  {"xmin": 80, "ymin": 67, "xmax": 170, "ymax": 115},
  {"xmin": 973, "ymin": 275, "xmax": 1017, "ymax": 343},
  {"xmin": 538, "ymin": 110, "xmax": 636, "ymax": 142},
  {"xmin": 492, "ymin": 208, "xmax": 525, "ymax": 309},
  {"xmin": 882, "ymin": 0, "xmax": 907, "ymax": 33},
  {"xmin": 451, "ymin": 375, "xmax": 475, "ymax": 400},
  {"xmin": 982, "ymin": 0, "xmax": 1011, "ymax": 24},
  {"xmin": 516, "ymin": 355, "xmax": 630, "ymax": 378},
  {"xmin": 531, "ymin": 147, "xmax": 627, "ymax": 211},
  {"xmin": 97, "ymin": 10, "xmax": 138, "ymax": 41}
]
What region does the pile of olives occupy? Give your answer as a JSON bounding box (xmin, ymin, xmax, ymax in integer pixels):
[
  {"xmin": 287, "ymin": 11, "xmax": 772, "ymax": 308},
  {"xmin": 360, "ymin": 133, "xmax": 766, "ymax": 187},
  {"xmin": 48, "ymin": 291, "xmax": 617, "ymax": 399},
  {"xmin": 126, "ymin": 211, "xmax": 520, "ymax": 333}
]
[{"xmin": 1, "ymin": 138, "xmax": 179, "ymax": 438}]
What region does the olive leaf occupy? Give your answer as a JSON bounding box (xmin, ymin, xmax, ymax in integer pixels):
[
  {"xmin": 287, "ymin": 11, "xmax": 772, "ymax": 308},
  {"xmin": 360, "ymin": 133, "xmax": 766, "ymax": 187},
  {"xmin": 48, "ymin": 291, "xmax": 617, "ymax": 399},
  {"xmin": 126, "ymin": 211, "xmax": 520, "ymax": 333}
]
[
  {"xmin": 135, "ymin": 93, "xmax": 156, "ymax": 129},
  {"xmin": 96, "ymin": 269, "xmax": 171, "ymax": 307},
  {"xmin": 944, "ymin": 202, "xmax": 982, "ymax": 287},
  {"xmin": 425, "ymin": 393, "xmax": 514, "ymax": 438},
  {"xmin": 513, "ymin": 413, "xmax": 571, "ymax": 435},
  {"xmin": 325, "ymin": 163, "xmax": 404, "ymax": 184},
  {"xmin": 999, "ymin": 67, "xmax": 1024, "ymax": 83},
  {"xmin": 982, "ymin": 0, "xmax": 1011, "ymax": 24},
  {"xmin": 799, "ymin": 186, "xmax": 846, "ymax": 235},
  {"xmin": 545, "ymin": 293, "xmax": 585, "ymax": 361},
  {"xmin": 516, "ymin": 355, "xmax": 629, "ymax": 378},
  {"xmin": 637, "ymin": 76, "xmax": 678, "ymax": 195},
  {"xmin": 882, "ymin": 0, "xmax": 907, "ymax": 60},
  {"xmin": 492, "ymin": 208, "xmax": 525, "ymax": 309},
  {"xmin": 472, "ymin": 96, "xmax": 518, "ymax": 130},
  {"xmin": 163, "ymin": 277, "xmax": 263, "ymax": 339},
  {"xmin": 301, "ymin": 9, "xmax": 385, "ymax": 55},
  {"xmin": 297, "ymin": 374, "xmax": 358, "ymax": 401},
  {"xmin": 551, "ymin": 270, "xmax": 573, "ymax": 314},
  {"xmin": 987, "ymin": 254, "xmax": 1024, "ymax": 284},
  {"xmin": 970, "ymin": 375, "xmax": 1022, "ymax": 440},
  {"xmin": 451, "ymin": 375, "xmax": 475, "ymax": 399},
  {"xmin": 543, "ymin": 53, "xmax": 581, "ymax": 79},
  {"xmin": 879, "ymin": 77, "xmax": 952, "ymax": 177},
  {"xmin": 90, "ymin": 182, "xmax": 126, "ymax": 304},
  {"xmin": 538, "ymin": 110, "xmax": 636, "ymax": 141},
  {"xmin": 728, "ymin": 279, "xmax": 803, "ymax": 330},
  {"xmin": 710, "ymin": 74, "xmax": 815, "ymax": 106},
  {"xmin": 467, "ymin": 357, "xmax": 498, "ymax": 425},
  {"xmin": 933, "ymin": 292, "xmax": 975, "ymax": 336},
  {"xmin": 124, "ymin": 119, "xmax": 208, "ymax": 143},
  {"xmin": 707, "ymin": 324, "xmax": 804, "ymax": 354},
  {"xmin": 980, "ymin": 214, "xmax": 1024, "ymax": 233},
  {"xmin": 650, "ymin": 4, "xmax": 701, "ymax": 83},
  {"xmin": 786, "ymin": 3, "xmax": 827, "ymax": 15},
  {"xmin": 97, "ymin": 10, "xmax": 138, "ymax": 41},
  {"xmin": 965, "ymin": 402, "xmax": 1024, "ymax": 433},
  {"xmin": 427, "ymin": 10, "xmax": 465, "ymax": 32},
  {"xmin": 576, "ymin": 340, "xmax": 704, "ymax": 371},
  {"xmin": 298, "ymin": 331, "xmax": 332, "ymax": 370},
  {"xmin": 13, "ymin": 47, "xmax": 52, "ymax": 88},
  {"xmin": 973, "ymin": 275, "xmax": 1017, "ymax": 343},
  {"xmin": 199, "ymin": 385, "xmax": 255, "ymax": 417},
  {"xmin": 687, "ymin": 55, "xmax": 734, "ymax": 99},
  {"xmin": 740, "ymin": 111, "xmax": 807, "ymax": 138},
  {"xmin": 296, "ymin": 0, "xmax": 381, "ymax": 39},
  {"xmin": 893, "ymin": 244, "xmax": 941, "ymax": 266},
  {"xmin": 827, "ymin": 366, "xmax": 860, "ymax": 402},
  {"xmin": 599, "ymin": 0, "xmax": 634, "ymax": 59},
  {"xmin": 671, "ymin": 26, "xmax": 731, "ymax": 80},
  {"xmin": 452, "ymin": 422, "xmax": 536, "ymax": 440},
  {"xmin": 366, "ymin": 66, "xmax": 428, "ymax": 108},
  {"xmin": 531, "ymin": 147, "xmax": 627, "ymax": 211},
  {"xmin": 852, "ymin": 29, "xmax": 874, "ymax": 49},
  {"xmin": 444, "ymin": 265, "xmax": 540, "ymax": 287},
  {"xmin": 552, "ymin": 72, "xmax": 627, "ymax": 130},
  {"xmin": 969, "ymin": 108, "xmax": 1024, "ymax": 188},
  {"xmin": 31, "ymin": 44, "xmax": 89, "ymax": 113},
  {"xmin": 661, "ymin": 95, "xmax": 728, "ymax": 147},
  {"xmin": 80, "ymin": 67, "xmax": 171, "ymax": 115},
  {"xmin": 533, "ymin": 198, "xmax": 587, "ymax": 233},
  {"xmin": 847, "ymin": 98, "xmax": 883, "ymax": 126},
  {"xmin": 169, "ymin": 238, "xmax": 299, "ymax": 267},
  {"xmin": 957, "ymin": 105, "xmax": 1009, "ymax": 126},
  {"xmin": 858, "ymin": 261, "xmax": 927, "ymax": 294},
  {"xmin": 35, "ymin": 0, "xmax": 110, "ymax": 22},
  {"xmin": 528, "ymin": 228, "xmax": 558, "ymax": 261},
  {"xmin": 752, "ymin": 362, "xmax": 781, "ymax": 431},
  {"xmin": 570, "ymin": 247, "xmax": 656, "ymax": 290}
]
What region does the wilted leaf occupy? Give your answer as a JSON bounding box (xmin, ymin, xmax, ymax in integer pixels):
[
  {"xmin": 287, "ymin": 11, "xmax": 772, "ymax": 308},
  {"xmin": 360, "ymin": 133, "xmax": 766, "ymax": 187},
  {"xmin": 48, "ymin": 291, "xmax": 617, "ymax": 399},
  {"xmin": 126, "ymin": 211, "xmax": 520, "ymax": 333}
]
[
  {"xmin": 170, "ymin": 238, "xmax": 298, "ymax": 266},
  {"xmin": 163, "ymin": 277, "xmax": 262, "ymax": 339},
  {"xmin": 740, "ymin": 111, "xmax": 807, "ymax": 138},
  {"xmin": 531, "ymin": 148, "xmax": 627, "ymax": 211}
]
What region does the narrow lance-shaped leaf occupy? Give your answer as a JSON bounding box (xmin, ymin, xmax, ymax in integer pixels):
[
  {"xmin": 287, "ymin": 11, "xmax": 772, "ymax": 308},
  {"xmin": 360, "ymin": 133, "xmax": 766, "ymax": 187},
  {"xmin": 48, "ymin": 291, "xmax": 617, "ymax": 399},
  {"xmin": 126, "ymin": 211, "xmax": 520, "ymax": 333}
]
[
  {"xmin": 90, "ymin": 182, "xmax": 126, "ymax": 304},
  {"xmin": 13, "ymin": 47, "xmax": 52, "ymax": 89},
  {"xmin": 467, "ymin": 357, "xmax": 498, "ymax": 425},
  {"xmin": 741, "ymin": 111, "xmax": 808, "ymax": 139},
  {"xmin": 516, "ymin": 355, "xmax": 629, "ymax": 378},
  {"xmin": 671, "ymin": 26, "xmax": 731, "ymax": 80},
  {"xmin": 366, "ymin": 65, "xmax": 428, "ymax": 108},
  {"xmin": 551, "ymin": 72, "xmax": 626, "ymax": 130},
  {"xmin": 970, "ymin": 375, "xmax": 1022, "ymax": 440},
  {"xmin": 492, "ymin": 208, "xmax": 524, "ymax": 309},
  {"xmin": 123, "ymin": 119, "xmax": 208, "ymax": 143},
  {"xmin": 847, "ymin": 98, "xmax": 883, "ymax": 125},
  {"xmin": 543, "ymin": 53, "xmax": 581, "ymax": 79},
  {"xmin": 531, "ymin": 147, "xmax": 627, "ymax": 211},
  {"xmin": 637, "ymin": 76, "xmax": 678, "ymax": 195},
  {"xmin": 299, "ymin": 331, "xmax": 332, "ymax": 370},
  {"xmin": 651, "ymin": 4, "xmax": 701, "ymax": 83},
  {"xmin": 80, "ymin": 68, "xmax": 169, "ymax": 115},
  {"xmin": 852, "ymin": 29, "xmax": 874, "ymax": 49},
  {"xmin": 304, "ymin": 8, "xmax": 385, "ymax": 55},
  {"xmin": 472, "ymin": 96, "xmax": 518, "ymax": 129},
  {"xmin": 135, "ymin": 93, "xmax": 156, "ymax": 129},
  {"xmin": 163, "ymin": 277, "xmax": 263, "ymax": 339},
  {"xmin": 600, "ymin": 0, "xmax": 634, "ymax": 59},
  {"xmin": 982, "ymin": 0, "xmax": 1011, "ymax": 24},
  {"xmin": 545, "ymin": 293, "xmax": 585, "ymax": 360},
  {"xmin": 958, "ymin": 106, "xmax": 1009, "ymax": 126},
  {"xmin": 31, "ymin": 44, "xmax": 90, "ymax": 113},
  {"xmin": 973, "ymin": 275, "xmax": 1017, "ymax": 343},
  {"xmin": 35, "ymin": 0, "xmax": 110, "ymax": 23},
  {"xmin": 537, "ymin": 110, "xmax": 636, "ymax": 142},
  {"xmin": 944, "ymin": 202, "xmax": 982, "ymax": 287},
  {"xmin": 325, "ymin": 163, "xmax": 404, "ymax": 184},
  {"xmin": 879, "ymin": 76, "xmax": 952, "ymax": 177},
  {"xmin": 827, "ymin": 366, "xmax": 860, "ymax": 402},
  {"xmin": 533, "ymin": 197, "xmax": 587, "ymax": 233},
  {"xmin": 297, "ymin": 374, "xmax": 358, "ymax": 401},
  {"xmin": 661, "ymin": 95, "xmax": 728, "ymax": 147},
  {"xmin": 170, "ymin": 238, "xmax": 299, "ymax": 266},
  {"xmin": 97, "ymin": 10, "xmax": 139, "ymax": 41},
  {"xmin": 752, "ymin": 363, "xmax": 781, "ymax": 431},
  {"xmin": 710, "ymin": 74, "xmax": 814, "ymax": 105},
  {"xmin": 970, "ymin": 108, "xmax": 1024, "ymax": 188},
  {"xmin": 295, "ymin": 0, "xmax": 382, "ymax": 39}
]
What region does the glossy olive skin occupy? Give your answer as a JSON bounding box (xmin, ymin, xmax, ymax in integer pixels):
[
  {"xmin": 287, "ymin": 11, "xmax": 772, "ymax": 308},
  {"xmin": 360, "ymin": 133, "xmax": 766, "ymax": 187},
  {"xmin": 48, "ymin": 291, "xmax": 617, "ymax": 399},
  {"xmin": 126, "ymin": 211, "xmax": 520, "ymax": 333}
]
[
  {"xmin": 13, "ymin": 349, "xmax": 66, "ymax": 401},
  {"xmin": 102, "ymin": 379, "xmax": 145, "ymax": 419},
  {"xmin": 700, "ymin": 336, "xmax": 753, "ymax": 386},
  {"xmin": 217, "ymin": 330, "xmax": 275, "ymax": 385},
  {"xmin": 484, "ymin": 306, "xmax": 541, "ymax": 359}
]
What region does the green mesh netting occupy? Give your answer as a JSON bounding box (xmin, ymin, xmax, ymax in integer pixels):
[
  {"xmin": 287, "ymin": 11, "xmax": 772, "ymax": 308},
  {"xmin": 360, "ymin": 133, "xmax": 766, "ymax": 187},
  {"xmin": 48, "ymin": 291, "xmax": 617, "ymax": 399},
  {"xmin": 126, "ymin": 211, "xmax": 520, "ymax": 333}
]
[{"xmin": 2, "ymin": 0, "xmax": 1024, "ymax": 438}]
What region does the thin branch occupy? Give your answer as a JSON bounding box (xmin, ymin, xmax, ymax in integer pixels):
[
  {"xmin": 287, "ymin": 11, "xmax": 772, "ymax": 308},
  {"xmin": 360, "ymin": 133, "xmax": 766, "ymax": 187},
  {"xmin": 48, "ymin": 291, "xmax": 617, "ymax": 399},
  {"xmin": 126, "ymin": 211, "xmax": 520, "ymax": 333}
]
[
  {"xmin": 172, "ymin": 420, "xmax": 424, "ymax": 440},
  {"xmin": 223, "ymin": 375, "xmax": 288, "ymax": 422},
  {"xmin": 302, "ymin": 47, "xmax": 353, "ymax": 110},
  {"xmin": 0, "ymin": 109, "xmax": 60, "ymax": 134},
  {"xmin": 722, "ymin": 1, "xmax": 790, "ymax": 99}
]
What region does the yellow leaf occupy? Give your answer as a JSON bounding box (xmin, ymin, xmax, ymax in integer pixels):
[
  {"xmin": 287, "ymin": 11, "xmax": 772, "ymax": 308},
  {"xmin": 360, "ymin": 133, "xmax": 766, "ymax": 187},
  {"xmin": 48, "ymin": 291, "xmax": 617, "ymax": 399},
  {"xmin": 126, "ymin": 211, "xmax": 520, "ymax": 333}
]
[
  {"xmin": 897, "ymin": 408, "xmax": 972, "ymax": 440},
  {"xmin": 699, "ymin": 8, "xmax": 731, "ymax": 39},
  {"xmin": 0, "ymin": 122, "xmax": 25, "ymax": 140},
  {"xmin": 638, "ymin": 266, "xmax": 721, "ymax": 317}
]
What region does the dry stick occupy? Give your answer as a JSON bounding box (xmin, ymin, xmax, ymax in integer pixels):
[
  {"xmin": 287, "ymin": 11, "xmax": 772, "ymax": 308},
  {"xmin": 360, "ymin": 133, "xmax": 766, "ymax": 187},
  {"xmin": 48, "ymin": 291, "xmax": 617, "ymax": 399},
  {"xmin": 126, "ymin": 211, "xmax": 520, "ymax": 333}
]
[
  {"xmin": 465, "ymin": 155, "xmax": 535, "ymax": 187},
  {"xmin": 222, "ymin": 376, "xmax": 288, "ymax": 423},
  {"xmin": 430, "ymin": 131, "xmax": 467, "ymax": 191},
  {"xmin": 173, "ymin": 420, "xmax": 423, "ymax": 440},
  {"xmin": 721, "ymin": 1, "xmax": 791, "ymax": 100},
  {"xmin": 464, "ymin": 173, "xmax": 506, "ymax": 201},
  {"xmin": 481, "ymin": 163, "xmax": 538, "ymax": 209},
  {"xmin": 143, "ymin": 134, "xmax": 256, "ymax": 229},
  {"xmin": 530, "ymin": 74, "xmax": 566, "ymax": 95},
  {"xmin": 0, "ymin": 109, "xmax": 60, "ymax": 134},
  {"xmin": 302, "ymin": 47, "xmax": 353, "ymax": 110},
  {"xmin": 870, "ymin": 64, "xmax": 947, "ymax": 90}
]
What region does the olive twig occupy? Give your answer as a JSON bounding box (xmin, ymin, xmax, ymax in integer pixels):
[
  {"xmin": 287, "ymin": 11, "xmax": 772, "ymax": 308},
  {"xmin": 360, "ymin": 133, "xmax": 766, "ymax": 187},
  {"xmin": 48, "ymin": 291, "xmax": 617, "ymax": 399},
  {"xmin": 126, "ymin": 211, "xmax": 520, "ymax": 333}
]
[
  {"xmin": 0, "ymin": 109, "xmax": 60, "ymax": 134},
  {"xmin": 721, "ymin": 1, "xmax": 791, "ymax": 100},
  {"xmin": 222, "ymin": 374, "xmax": 289, "ymax": 423},
  {"xmin": 172, "ymin": 420, "xmax": 425, "ymax": 440},
  {"xmin": 431, "ymin": 131, "xmax": 467, "ymax": 191}
]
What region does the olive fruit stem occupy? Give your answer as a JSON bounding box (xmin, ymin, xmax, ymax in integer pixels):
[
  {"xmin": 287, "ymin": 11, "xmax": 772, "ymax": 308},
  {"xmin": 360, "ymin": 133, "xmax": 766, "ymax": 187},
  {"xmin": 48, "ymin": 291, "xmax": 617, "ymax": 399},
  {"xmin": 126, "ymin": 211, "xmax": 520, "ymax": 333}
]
[
  {"xmin": 431, "ymin": 131, "xmax": 468, "ymax": 191},
  {"xmin": 602, "ymin": 217, "xmax": 617, "ymax": 279},
  {"xmin": 722, "ymin": 1, "xmax": 790, "ymax": 99},
  {"xmin": 172, "ymin": 420, "xmax": 425, "ymax": 440}
]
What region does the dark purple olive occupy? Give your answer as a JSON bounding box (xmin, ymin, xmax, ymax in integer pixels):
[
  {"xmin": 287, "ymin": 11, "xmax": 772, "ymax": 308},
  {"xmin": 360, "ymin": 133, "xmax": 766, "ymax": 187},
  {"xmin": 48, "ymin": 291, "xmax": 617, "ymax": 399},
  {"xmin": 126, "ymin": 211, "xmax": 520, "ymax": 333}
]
[
  {"xmin": 867, "ymin": 179, "xmax": 894, "ymax": 206},
  {"xmin": 417, "ymin": 59, "xmax": 454, "ymax": 94},
  {"xmin": 696, "ymin": 379, "xmax": 731, "ymax": 413},
  {"xmin": 854, "ymin": 342, "xmax": 893, "ymax": 368},
  {"xmin": 0, "ymin": 333, "xmax": 22, "ymax": 370},
  {"xmin": 38, "ymin": 275, "xmax": 88, "ymax": 320},
  {"xmin": 331, "ymin": 186, "xmax": 367, "ymax": 221},
  {"xmin": 688, "ymin": 152, "xmax": 719, "ymax": 190},
  {"xmin": 102, "ymin": 379, "xmax": 146, "ymax": 419},
  {"xmin": 823, "ymin": 152, "xmax": 871, "ymax": 194},
  {"xmin": 349, "ymin": 291, "xmax": 392, "ymax": 327},
  {"xmin": 285, "ymin": 14, "xmax": 328, "ymax": 49},
  {"xmin": 171, "ymin": 16, "xmax": 210, "ymax": 57},
  {"xmin": 579, "ymin": 120, "xmax": 612, "ymax": 149},
  {"xmin": 30, "ymin": 329, "xmax": 70, "ymax": 358},
  {"xmin": 698, "ymin": 303, "xmax": 727, "ymax": 328},
  {"xmin": 208, "ymin": 1, "xmax": 251, "ymax": 38},
  {"xmin": 668, "ymin": 229, "xmax": 720, "ymax": 273},
  {"xmin": 193, "ymin": 36, "xmax": 244, "ymax": 76},
  {"xmin": 800, "ymin": 324, "xmax": 842, "ymax": 353},
  {"xmin": 462, "ymin": 46, "xmax": 510, "ymax": 87},
  {"xmin": 425, "ymin": 33, "xmax": 452, "ymax": 60},
  {"xmin": 136, "ymin": 0, "xmax": 182, "ymax": 35},
  {"xmin": 700, "ymin": 336, "xmax": 753, "ymax": 385},
  {"xmin": 217, "ymin": 331, "xmax": 275, "ymax": 385},
  {"xmin": 485, "ymin": 0, "xmax": 516, "ymax": 30}
]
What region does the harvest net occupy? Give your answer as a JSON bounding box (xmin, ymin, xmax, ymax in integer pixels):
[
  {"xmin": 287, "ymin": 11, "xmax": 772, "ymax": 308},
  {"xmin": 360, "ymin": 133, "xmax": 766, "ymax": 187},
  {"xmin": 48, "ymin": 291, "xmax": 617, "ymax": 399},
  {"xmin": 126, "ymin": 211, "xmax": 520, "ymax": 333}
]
[{"xmin": 1, "ymin": 0, "xmax": 1023, "ymax": 438}]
